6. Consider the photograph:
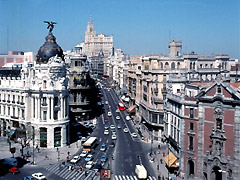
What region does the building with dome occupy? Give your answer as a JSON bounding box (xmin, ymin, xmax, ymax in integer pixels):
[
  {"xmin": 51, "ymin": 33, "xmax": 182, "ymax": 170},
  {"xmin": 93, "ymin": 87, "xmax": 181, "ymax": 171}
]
[{"xmin": 0, "ymin": 25, "xmax": 69, "ymax": 148}]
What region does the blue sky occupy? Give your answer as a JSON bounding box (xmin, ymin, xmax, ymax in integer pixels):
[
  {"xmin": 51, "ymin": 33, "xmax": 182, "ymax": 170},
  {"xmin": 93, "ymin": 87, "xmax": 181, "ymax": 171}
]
[{"xmin": 0, "ymin": 0, "xmax": 239, "ymax": 59}]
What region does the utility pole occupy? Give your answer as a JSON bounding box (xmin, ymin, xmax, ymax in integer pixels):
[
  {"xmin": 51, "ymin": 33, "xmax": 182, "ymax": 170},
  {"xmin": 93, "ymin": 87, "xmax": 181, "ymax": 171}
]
[{"xmin": 32, "ymin": 127, "xmax": 35, "ymax": 165}]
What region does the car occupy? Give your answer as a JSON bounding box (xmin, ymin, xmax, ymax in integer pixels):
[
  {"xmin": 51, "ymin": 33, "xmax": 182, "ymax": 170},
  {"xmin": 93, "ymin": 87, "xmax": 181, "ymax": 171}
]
[
  {"xmin": 123, "ymin": 128, "xmax": 129, "ymax": 133},
  {"xmin": 112, "ymin": 129, "xmax": 116, "ymax": 134},
  {"xmin": 85, "ymin": 161, "xmax": 94, "ymax": 169},
  {"xmin": 105, "ymin": 101, "xmax": 108, "ymax": 105},
  {"xmin": 104, "ymin": 129, "xmax": 109, "ymax": 135},
  {"xmin": 70, "ymin": 155, "xmax": 81, "ymax": 163},
  {"xmin": 126, "ymin": 116, "xmax": 131, "ymax": 120},
  {"xmin": 101, "ymin": 154, "xmax": 107, "ymax": 162},
  {"xmin": 115, "ymin": 109, "xmax": 120, "ymax": 113},
  {"xmin": 108, "ymin": 112, "xmax": 112, "ymax": 116},
  {"xmin": 110, "ymin": 141, "xmax": 115, "ymax": 147},
  {"xmin": 80, "ymin": 150, "xmax": 88, "ymax": 158},
  {"xmin": 100, "ymin": 144, "xmax": 106, "ymax": 151},
  {"xmin": 32, "ymin": 173, "xmax": 46, "ymax": 180},
  {"xmin": 104, "ymin": 119, "xmax": 108, "ymax": 122},
  {"xmin": 85, "ymin": 154, "xmax": 93, "ymax": 162},
  {"xmin": 93, "ymin": 163, "xmax": 102, "ymax": 172},
  {"xmin": 9, "ymin": 167, "xmax": 19, "ymax": 174},
  {"xmin": 24, "ymin": 176, "xmax": 36, "ymax": 180},
  {"xmin": 112, "ymin": 134, "xmax": 117, "ymax": 140},
  {"xmin": 116, "ymin": 116, "xmax": 120, "ymax": 120},
  {"xmin": 131, "ymin": 133, "xmax": 138, "ymax": 138},
  {"xmin": 117, "ymin": 124, "xmax": 121, "ymax": 129},
  {"xmin": 110, "ymin": 125, "xmax": 115, "ymax": 129},
  {"xmin": 104, "ymin": 124, "xmax": 109, "ymax": 129}
]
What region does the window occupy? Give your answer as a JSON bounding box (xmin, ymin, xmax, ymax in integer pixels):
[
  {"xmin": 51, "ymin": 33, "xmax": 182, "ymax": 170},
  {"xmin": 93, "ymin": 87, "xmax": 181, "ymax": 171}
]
[
  {"xmin": 43, "ymin": 80, "xmax": 47, "ymax": 89},
  {"xmin": 13, "ymin": 95, "xmax": 15, "ymax": 103},
  {"xmin": 189, "ymin": 136, "xmax": 194, "ymax": 150},
  {"xmin": 74, "ymin": 94, "xmax": 77, "ymax": 102},
  {"xmin": 188, "ymin": 160, "xmax": 194, "ymax": 175},
  {"xmin": 43, "ymin": 111, "xmax": 47, "ymax": 121},
  {"xmin": 8, "ymin": 107, "xmax": 10, "ymax": 115},
  {"xmin": 190, "ymin": 122, "xmax": 194, "ymax": 131},
  {"xmin": 54, "ymin": 111, "xmax": 58, "ymax": 120},
  {"xmin": 190, "ymin": 108, "xmax": 194, "ymax": 118},
  {"xmin": 42, "ymin": 97, "xmax": 47, "ymax": 106},
  {"xmin": 217, "ymin": 87, "xmax": 222, "ymax": 94},
  {"xmin": 22, "ymin": 109, "xmax": 25, "ymax": 118},
  {"xmin": 54, "ymin": 97, "xmax": 58, "ymax": 106}
]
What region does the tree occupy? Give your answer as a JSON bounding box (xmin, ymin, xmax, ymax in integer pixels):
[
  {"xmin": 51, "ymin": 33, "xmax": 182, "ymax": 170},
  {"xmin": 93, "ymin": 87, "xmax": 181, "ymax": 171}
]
[{"xmin": 13, "ymin": 124, "xmax": 33, "ymax": 157}]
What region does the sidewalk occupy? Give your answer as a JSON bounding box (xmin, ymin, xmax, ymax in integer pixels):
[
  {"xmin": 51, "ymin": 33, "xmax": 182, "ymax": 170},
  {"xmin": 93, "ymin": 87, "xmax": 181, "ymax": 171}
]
[{"xmin": 0, "ymin": 137, "xmax": 81, "ymax": 168}]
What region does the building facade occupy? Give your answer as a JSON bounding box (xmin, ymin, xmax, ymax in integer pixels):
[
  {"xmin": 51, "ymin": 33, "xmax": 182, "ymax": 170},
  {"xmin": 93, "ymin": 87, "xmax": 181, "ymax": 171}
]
[{"xmin": 0, "ymin": 28, "xmax": 69, "ymax": 148}]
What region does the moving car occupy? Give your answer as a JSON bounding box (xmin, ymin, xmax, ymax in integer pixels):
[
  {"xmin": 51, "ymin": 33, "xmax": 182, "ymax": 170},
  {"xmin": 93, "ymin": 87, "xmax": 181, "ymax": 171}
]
[
  {"xmin": 93, "ymin": 163, "xmax": 102, "ymax": 172},
  {"xmin": 131, "ymin": 133, "xmax": 138, "ymax": 138},
  {"xmin": 112, "ymin": 134, "xmax": 117, "ymax": 140},
  {"xmin": 86, "ymin": 161, "xmax": 94, "ymax": 169},
  {"xmin": 126, "ymin": 116, "xmax": 131, "ymax": 120},
  {"xmin": 104, "ymin": 129, "xmax": 109, "ymax": 135},
  {"xmin": 85, "ymin": 154, "xmax": 93, "ymax": 162},
  {"xmin": 110, "ymin": 141, "xmax": 115, "ymax": 147},
  {"xmin": 123, "ymin": 128, "xmax": 129, "ymax": 133},
  {"xmin": 105, "ymin": 101, "xmax": 108, "ymax": 105},
  {"xmin": 80, "ymin": 150, "xmax": 88, "ymax": 158},
  {"xmin": 100, "ymin": 144, "xmax": 106, "ymax": 151},
  {"xmin": 101, "ymin": 154, "xmax": 107, "ymax": 162},
  {"xmin": 117, "ymin": 124, "xmax": 121, "ymax": 129},
  {"xmin": 104, "ymin": 124, "xmax": 109, "ymax": 129},
  {"xmin": 70, "ymin": 155, "xmax": 81, "ymax": 164},
  {"xmin": 9, "ymin": 167, "xmax": 19, "ymax": 174},
  {"xmin": 108, "ymin": 112, "xmax": 112, "ymax": 116},
  {"xmin": 110, "ymin": 125, "xmax": 115, "ymax": 129},
  {"xmin": 116, "ymin": 116, "xmax": 120, "ymax": 120},
  {"xmin": 32, "ymin": 172, "xmax": 46, "ymax": 180}
]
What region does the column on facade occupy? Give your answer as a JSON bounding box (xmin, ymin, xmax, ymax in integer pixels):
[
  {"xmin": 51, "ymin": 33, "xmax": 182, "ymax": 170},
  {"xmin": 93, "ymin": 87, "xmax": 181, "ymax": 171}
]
[
  {"xmin": 31, "ymin": 97, "xmax": 34, "ymax": 121},
  {"xmin": 38, "ymin": 96, "xmax": 41, "ymax": 120},
  {"xmin": 51, "ymin": 97, "xmax": 54, "ymax": 121},
  {"xmin": 61, "ymin": 96, "xmax": 64, "ymax": 119},
  {"xmin": 47, "ymin": 126, "xmax": 54, "ymax": 148},
  {"xmin": 61, "ymin": 125, "xmax": 67, "ymax": 147},
  {"xmin": 36, "ymin": 97, "xmax": 38, "ymax": 119},
  {"xmin": 63, "ymin": 96, "xmax": 65, "ymax": 118},
  {"xmin": 47, "ymin": 96, "xmax": 51, "ymax": 121},
  {"xmin": 60, "ymin": 96, "xmax": 63, "ymax": 120}
]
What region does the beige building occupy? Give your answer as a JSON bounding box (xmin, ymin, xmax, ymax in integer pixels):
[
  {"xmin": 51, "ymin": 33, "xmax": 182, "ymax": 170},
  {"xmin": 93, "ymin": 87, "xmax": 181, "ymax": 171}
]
[{"xmin": 83, "ymin": 19, "xmax": 113, "ymax": 58}]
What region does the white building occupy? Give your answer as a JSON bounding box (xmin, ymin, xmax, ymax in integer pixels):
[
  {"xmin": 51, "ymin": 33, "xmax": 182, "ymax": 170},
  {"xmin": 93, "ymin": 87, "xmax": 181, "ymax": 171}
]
[{"xmin": 0, "ymin": 30, "xmax": 69, "ymax": 148}]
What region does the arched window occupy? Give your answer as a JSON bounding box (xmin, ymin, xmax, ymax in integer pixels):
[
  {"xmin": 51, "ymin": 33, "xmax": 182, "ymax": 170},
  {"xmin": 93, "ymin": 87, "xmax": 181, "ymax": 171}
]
[
  {"xmin": 171, "ymin": 62, "xmax": 175, "ymax": 70},
  {"xmin": 165, "ymin": 62, "xmax": 169, "ymax": 69},
  {"xmin": 188, "ymin": 160, "xmax": 194, "ymax": 175},
  {"xmin": 193, "ymin": 62, "xmax": 195, "ymax": 70},
  {"xmin": 177, "ymin": 62, "xmax": 180, "ymax": 70},
  {"xmin": 190, "ymin": 62, "xmax": 192, "ymax": 70},
  {"xmin": 160, "ymin": 62, "xmax": 163, "ymax": 69}
]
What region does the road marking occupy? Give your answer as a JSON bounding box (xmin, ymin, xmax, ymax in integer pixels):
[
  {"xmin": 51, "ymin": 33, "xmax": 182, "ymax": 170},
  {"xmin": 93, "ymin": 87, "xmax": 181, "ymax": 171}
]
[
  {"xmin": 148, "ymin": 176, "xmax": 153, "ymax": 180},
  {"xmin": 133, "ymin": 176, "xmax": 138, "ymax": 180}
]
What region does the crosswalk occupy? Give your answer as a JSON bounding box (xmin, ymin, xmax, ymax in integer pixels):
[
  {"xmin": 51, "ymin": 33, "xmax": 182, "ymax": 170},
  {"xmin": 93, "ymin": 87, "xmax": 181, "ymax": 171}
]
[
  {"xmin": 44, "ymin": 163, "xmax": 96, "ymax": 180},
  {"xmin": 114, "ymin": 175, "xmax": 157, "ymax": 180}
]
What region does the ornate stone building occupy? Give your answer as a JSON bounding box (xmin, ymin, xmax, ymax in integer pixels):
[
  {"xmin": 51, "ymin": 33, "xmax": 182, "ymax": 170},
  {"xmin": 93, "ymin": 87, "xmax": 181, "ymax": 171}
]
[{"xmin": 0, "ymin": 26, "xmax": 69, "ymax": 148}]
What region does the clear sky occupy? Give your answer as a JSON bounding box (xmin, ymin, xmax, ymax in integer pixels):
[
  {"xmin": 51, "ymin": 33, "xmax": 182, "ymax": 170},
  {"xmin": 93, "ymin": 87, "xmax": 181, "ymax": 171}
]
[{"xmin": 0, "ymin": 0, "xmax": 239, "ymax": 59}]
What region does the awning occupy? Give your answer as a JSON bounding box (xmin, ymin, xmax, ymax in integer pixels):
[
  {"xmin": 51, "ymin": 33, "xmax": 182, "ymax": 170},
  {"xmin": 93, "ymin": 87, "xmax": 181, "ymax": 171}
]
[
  {"xmin": 164, "ymin": 152, "xmax": 179, "ymax": 167},
  {"xmin": 128, "ymin": 105, "xmax": 136, "ymax": 113}
]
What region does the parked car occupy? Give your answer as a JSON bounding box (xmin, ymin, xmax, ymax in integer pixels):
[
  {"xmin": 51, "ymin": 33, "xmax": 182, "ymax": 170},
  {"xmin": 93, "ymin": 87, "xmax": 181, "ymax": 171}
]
[
  {"xmin": 104, "ymin": 129, "xmax": 109, "ymax": 135},
  {"xmin": 101, "ymin": 154, "xmax": 107, "ymax": 162},
  {"xmin": 9, "ymin": 167, "xmax": 19, "ymax": 174},
  {"xmin": 70, "ymin": 155, "xmax": 81, "ymax": 163},
  {"xmin": 100, "ymin": 144, "xmax": 106, "ymax": 151},
  {"xmin": 85, "ymin": 161, "xmax": 94, "ymax": 169},
  {"xmin": 80, "ymin": 150, "xmax": 88, "ymax": 158},
  {"xmin": 131, "ymin": 133, "xmax": 138, "ymax": 138},
  {"xmin": 85, "ymin": 154, "xmax": 93, "ymax": 162},
  {"xmin": 32, "ymin": 172, "xmax": 46, "ymax": 180},
  {"xmin": 123, "ymin": 128, "xmax": 129, "ymax": 133}
]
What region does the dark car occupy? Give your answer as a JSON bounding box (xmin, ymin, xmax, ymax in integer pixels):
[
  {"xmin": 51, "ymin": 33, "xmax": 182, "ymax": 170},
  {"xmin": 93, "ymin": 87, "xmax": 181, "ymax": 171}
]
[
  {"xmin": 100, "ymin": 154, "xmax": 107, "ymax": 162},
  {"xmin": 23, "ymin": 176, "xmax": 37, "ymax": 180},
  {"xmin": 93, "ymin": 163, "xmax": 102, "ymax": 172},
  {"xmin": 110, "ymin": 141, "xmax": 115, "ymax": 148}
]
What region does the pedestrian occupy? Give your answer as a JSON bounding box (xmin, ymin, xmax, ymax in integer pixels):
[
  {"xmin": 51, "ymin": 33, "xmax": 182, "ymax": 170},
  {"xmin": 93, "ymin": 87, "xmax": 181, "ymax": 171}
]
[{"xmin": 158, "ymin": 144, "xmax": 161, "ymax": 149}]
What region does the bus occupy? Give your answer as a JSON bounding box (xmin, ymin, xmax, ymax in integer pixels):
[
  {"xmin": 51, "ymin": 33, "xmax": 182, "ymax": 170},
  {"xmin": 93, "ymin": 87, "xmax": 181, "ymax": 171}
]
[
  {"xmin": 82, "ymin": 137, "xmax": 98, "ymax": 152},
  {"xmin": 118, "ymin": 103, "xmax": 125, "ymax": 111}
]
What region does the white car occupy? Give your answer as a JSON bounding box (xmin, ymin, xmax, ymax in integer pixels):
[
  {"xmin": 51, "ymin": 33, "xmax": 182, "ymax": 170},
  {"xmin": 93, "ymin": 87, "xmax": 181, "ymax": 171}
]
[
  {"xmin": 105, "ymin": 101, "xmax": 108, "ymax": 105},
  {"xmin": 126, "ymin": 116, "xmax": 131, "ymax": 120},
  {"xmin": 110, "ymin": 125, "xmax": 115, "ymax": 129},
  {"xmin": 123, "ymin": 128, "xmax": 129, "ymax": 133},
  {"xmin": 32, "ymin": 172, "xmax": 46, "ymax": 180},
  {"xmin": 108, "ymin": 112, "xmax": 112, "ymax": 116},
  {"xmin": 116, "ymin": 109, "xmax": 120, "ymax": 113},
  {"xmin": 104, "ymin": 129, "xmax": 109, "ymax": 135},
  {"xmin": 112, "ymin": 134, "xmax": 117, "ymax": 140},
  {"xmin": 80, "ymin": 150, "xmax": 88, "ymax": 158},
  {"xmin": 86, "ymin": 161, "xmax": 94, "ymax": 169},
  {"xmin": 70, "ymin": 155, "xmax": 81, "ymax": 163},
  {"xmin": 131, "ymin": 133, "xmax": 138, "ymax": 138},
  {"xmin": 116, "ymin": 116, "xmax": 120, "ymax": 120}
]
